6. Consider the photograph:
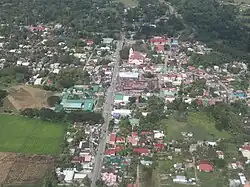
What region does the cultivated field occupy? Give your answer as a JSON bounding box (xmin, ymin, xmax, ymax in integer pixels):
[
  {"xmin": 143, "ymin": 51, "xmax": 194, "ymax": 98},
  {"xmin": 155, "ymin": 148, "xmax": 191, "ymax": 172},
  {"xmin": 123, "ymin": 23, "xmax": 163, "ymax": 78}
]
[
  {"xmin": 4, "ymin": 85, "xmax": 53, "ymax": 111},
  {"xmin": 0, "ymin": 114, "xmax": 65, "ymax": 155},
  {"xmin": 0, "ymin": 152, "xmax": 54, "ymax": 186}
]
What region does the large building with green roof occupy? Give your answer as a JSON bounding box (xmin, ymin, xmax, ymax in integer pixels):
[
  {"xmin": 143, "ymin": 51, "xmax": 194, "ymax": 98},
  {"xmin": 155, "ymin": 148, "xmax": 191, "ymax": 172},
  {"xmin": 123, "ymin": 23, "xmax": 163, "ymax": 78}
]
[{"xmin": 56, "ymin": 85, "xmax": 100, "ymax": 112}]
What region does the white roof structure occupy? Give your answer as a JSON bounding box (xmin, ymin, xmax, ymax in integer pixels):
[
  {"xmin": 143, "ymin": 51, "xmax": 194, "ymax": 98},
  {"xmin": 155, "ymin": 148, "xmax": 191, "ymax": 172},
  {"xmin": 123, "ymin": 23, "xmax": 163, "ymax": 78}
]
[
  {"xmin": 63, "ymin": 169, "xmax": 74, "ymax": 183},
  {"xmin": 112, "ymin": 109, "xmax": 131, "ymax": 117},
  {"xmin": 119, "ymin": 72, "xmax": 139, "ymax": 79},
  {"xmin": 173, "ymin": 175, "xmax": 187, "ymax": 183},
  {"xmin": 74, "ymin": 173, "xmax": 87, "ymax": 180},
  {"xmin": 34, "ymin": 78, "xmax": 43, "ymax": 85}
]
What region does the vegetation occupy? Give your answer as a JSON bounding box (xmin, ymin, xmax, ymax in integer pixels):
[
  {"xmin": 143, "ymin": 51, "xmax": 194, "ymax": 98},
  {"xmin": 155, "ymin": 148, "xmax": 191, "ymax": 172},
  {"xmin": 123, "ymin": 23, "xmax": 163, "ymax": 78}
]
[
  {"xmin": 0, "ymin": 66, "xmax": 32, "ymax": 87},
  {"xmin": 169, "ymin": 0, "xmax": 250, "ymax": 64},
  {"xmin": 0, "ymin": 89, "xmax": 7, "ymax": 106},
  {"xmin": 54, "ymin": 68, "xmax": 90, "ymax": 89},
  {"xmin": 47, "ymin": 96, "xmax": 61, "ymax": 107},
  {"xmin": 162, "ymin": 112, "xmax": 231, "ymax": 141},
  {"xmin": 0, "ymin": 114, "xmax": 66, "ymax": 155},
  {"xmin": 0, "ymin": 0, "xmax": 124, "ymax": 39},
  {"xmin": 20, "ymin": 108, "xmax": 104, "ymax": 124}
]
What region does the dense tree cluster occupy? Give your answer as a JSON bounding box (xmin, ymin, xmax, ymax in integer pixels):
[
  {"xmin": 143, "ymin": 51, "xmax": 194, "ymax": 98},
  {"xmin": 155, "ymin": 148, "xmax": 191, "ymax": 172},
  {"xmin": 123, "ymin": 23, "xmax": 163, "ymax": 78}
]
[
  {"xmin": 138, "ymin": 96, "xmax": 167, "ymax": 131},
  {"xmin": 20, "ymin": 108, "xmax": 104, "ymax": 124},
  {"xmin": 0, "ymin": 66, "xmax": 32, "ymax": 86},
  {"xmin": 54, "ymin": 68, "xmax": 90, "ymax": 89},
  {"xmin": 0, "ymin": 89, "xmax": 7, "ymax": 106},
  {"xmin": 124, "ymin": 0, "xmax": 184, "ymax": 38},
  {"xmin": 169, "ymin": 0, "xmax": 250, "ymax": 62},
  {"xmin": 0, "ymin": 0, "xmax": 124, "ymax": 37}
]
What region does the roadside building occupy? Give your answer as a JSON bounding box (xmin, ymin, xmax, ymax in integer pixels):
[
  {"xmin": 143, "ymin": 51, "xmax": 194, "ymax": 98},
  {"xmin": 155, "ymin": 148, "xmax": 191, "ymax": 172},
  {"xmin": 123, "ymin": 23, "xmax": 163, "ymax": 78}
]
[{"xmin": 114, "ymin": 94, "xmax": 131, "ymax": 105}]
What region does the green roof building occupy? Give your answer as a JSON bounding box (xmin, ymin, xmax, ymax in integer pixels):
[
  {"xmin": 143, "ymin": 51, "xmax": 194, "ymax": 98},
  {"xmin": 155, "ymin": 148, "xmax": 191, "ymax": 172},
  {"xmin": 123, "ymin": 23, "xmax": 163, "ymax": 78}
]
[
  {"xmin": 115, "ymin": 94, "xmax": 124, "ymax": 101},
  {"xmin": 58, "ymin": 85, "xmax": 100, "ymax": 112},
  {"xmin": 129, "ymin": 118, "xmax": 140, "ymax": 126},
  {"xmin": 83, "ymin": 99, "xmax": 97, "ymax": 111}
]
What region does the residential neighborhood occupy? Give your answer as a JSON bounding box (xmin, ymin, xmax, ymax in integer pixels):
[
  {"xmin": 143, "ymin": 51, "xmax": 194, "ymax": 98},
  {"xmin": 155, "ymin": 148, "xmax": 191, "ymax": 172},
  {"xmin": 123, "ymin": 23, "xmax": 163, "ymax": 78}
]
[
  {"xmin": 45, "ymin": 33, "xmax": 250, "ymax": 187},
  {"xmin": 1, "ymin": 0, "xmax": 250, "ymax": 187}
]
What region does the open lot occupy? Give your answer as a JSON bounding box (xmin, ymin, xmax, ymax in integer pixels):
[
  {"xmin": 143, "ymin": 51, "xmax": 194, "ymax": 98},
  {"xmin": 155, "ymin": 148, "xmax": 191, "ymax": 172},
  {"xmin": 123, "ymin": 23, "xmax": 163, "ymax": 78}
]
[
  {"xmin": 0, "ymin": 114, "xmax": 65, "ymax": 155},
  {"xmin": 4, "ymin": 85, "xmax": 53, "ymax": 111},
  {"xmin": 0, "ymin": 152, "xmax": 54, "ymax": 186},
  {"xmin": 163, "ymin": 112, "xmax": 231, "ymax": 140}
]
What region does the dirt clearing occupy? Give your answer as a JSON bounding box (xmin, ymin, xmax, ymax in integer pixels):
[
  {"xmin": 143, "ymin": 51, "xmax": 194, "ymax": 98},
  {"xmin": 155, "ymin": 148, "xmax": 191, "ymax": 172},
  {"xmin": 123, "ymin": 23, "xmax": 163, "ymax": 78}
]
[{"xmin": 4, "ymin": 85, "xmax": 54, "ymax": 110}]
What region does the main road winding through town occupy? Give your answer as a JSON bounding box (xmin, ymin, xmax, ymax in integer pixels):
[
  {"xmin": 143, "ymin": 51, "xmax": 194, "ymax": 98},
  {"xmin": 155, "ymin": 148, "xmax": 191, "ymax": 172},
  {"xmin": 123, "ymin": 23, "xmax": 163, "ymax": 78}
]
[{"xmin": 91, "ymin": 34, "xmax": 124, "ymax": 187}]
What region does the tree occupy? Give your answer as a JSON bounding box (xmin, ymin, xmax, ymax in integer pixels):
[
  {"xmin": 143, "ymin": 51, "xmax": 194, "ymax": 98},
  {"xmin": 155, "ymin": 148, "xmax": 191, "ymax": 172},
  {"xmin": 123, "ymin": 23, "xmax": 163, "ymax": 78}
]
[
  {"xmin": 96, "ymin": 179, "xmax": 106, "ymax": 187},
  {"xmin": 109, "ymin": 119, "xmax": 115, "ymax": 132},
  {"xmin": 20, "ymin": 108, "xmax": 36, "ymax": 118},
  {"xmin": 39, "ymin": 108, "xmax": 56, "ymax": 121},
  {"xmin": 214, "ymin": 159, "xmax": 226, "ymax": 169},
  {"xmin": 129, "ymin": 97, "xmax": 136, "ymax": 104},
  {"xmin": 0, "ymin": 89, "xmax": 7, "ymax": 106},
  {"xmin": 0, "ymin": 89, "xmax": 7, "ymax": 100},
  {"xmin": 119, "ymin": 119, "xmax": 132, "ymax": 137},
  {"xmin": 76, "ymin": 163, "xmax": 83, "ymax": 171},
  {"xmin": 47, "ymin": 96, "xmax": 61, "ymax": 107},
  {"xmin": 120, "ymin": 47, "xmax": 130, "ymax": 59}
]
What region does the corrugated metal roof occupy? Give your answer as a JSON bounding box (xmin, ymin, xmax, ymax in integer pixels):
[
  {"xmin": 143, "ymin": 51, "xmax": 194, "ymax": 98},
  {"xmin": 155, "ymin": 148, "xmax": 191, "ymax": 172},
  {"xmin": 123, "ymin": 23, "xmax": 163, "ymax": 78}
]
[
  {"xmin": 119, "ymin": 72, "xmax": 139, "ymax": 79},
  {"xmin": 63, "ymin": 102, "xmax": 83, "ymax": 109},
  {"xmin": 83, "ymin": 99, "xmax": 96, "ymax": 111},
  {"xmin": 115, "ymin": 94, "xmax": 124, "ymax": 101}
]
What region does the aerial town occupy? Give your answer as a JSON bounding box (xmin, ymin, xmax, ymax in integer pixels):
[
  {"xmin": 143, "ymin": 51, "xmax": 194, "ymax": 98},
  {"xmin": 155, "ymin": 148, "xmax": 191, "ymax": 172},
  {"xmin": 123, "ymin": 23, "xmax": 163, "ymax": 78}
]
[{"xmin": 1, "ymin": 0, "xmax": 250, "ymax": 187}]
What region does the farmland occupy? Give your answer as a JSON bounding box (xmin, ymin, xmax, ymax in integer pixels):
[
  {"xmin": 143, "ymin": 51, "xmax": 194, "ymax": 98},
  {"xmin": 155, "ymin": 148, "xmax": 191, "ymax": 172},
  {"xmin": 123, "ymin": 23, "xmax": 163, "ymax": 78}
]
[
  {"xmin": 0, "ymin": 114, "xmax": 66, "ymax": 155},
  {"xmin": 0, "ymin": 152, "xmax": 54, "ymax": 186}
]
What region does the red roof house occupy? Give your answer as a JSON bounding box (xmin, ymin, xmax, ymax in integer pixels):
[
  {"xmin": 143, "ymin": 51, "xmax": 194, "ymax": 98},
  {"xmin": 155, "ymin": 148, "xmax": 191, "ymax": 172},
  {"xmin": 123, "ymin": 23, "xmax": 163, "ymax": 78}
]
[
  {"xmin": 242, "ymin": 145, "xmax": 250, "ymax": 151},
  {"xmin": 133, "ymin": 148, "xmax": 149, "ymax": 155},
  {"xmin": 150, "ymin": 37, "xmax": 167, "ymax": 44},
  {"xmin": 71, "ymin": 156, "xmax": 85, "ymax": 164},
  {"xmin": 128, "ymin": 49, "xmax": 146, "ymax": 65},
  {"xmin": 140, "ymin": 131, "xmax": 152, "ymax": 135},
  {"xmin": 105, "ymin": 149, "xmax": 116, "ymax": 156},
  {"xmin": 115, "ymin": 146, "xmax": 124, "ymax": 153},
  {"xmin": 128, "ymin": 132, "xmax": 139, "ymax": 146},
  {"xmin": 29, "ymin": 25, "xmax": 46, "ymax": 32},
  {"xmin": 116, "ymin": 137, "xmax": 125, "ymax": 144},
  {"xmin": 87, "ymin": 40, "xmax": 94, "ymax": 46},
  {"xmin": 198, "ymin": 161, "xmax": 213, "ymax": 172},
  {"xmin": 154, "ymin": 143, "xmax": 165, "ymax": 150},
  {"xmin": 108, "ymin": 133, "xmax": 116, "ymax": 145},
  {"xmin": 155, "ymin": 44, "xmax": 165, "ymax": 53}
]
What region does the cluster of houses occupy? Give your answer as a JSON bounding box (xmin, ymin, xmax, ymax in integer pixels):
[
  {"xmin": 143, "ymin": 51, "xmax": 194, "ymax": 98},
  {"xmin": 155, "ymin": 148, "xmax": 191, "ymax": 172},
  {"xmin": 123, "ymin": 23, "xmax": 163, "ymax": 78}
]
[
  {"xmin": 110, "ymin": 35, "xmax": 250, "ymax": 121},
  {"xmin": 94, "ymin": 35, "xmax": 250, "ymax": 187},
  {"xmin": 3, "ymin": 21, "xmax": 250, "ymax": 186},
  {"xmin": 55, "ymin": 123, "xmax": 102, "ymax": 185}
]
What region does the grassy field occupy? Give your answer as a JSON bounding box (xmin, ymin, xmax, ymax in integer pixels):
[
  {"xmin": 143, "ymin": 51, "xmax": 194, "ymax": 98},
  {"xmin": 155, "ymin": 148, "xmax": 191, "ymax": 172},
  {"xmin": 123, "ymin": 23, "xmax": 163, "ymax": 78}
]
[
  {"xmin": 163, "ymin": 112, "xmax": 231, "ymax": 141},
  {"xmin": 0, "ymin": 114, "xmax": 66, "ymax": 155}
]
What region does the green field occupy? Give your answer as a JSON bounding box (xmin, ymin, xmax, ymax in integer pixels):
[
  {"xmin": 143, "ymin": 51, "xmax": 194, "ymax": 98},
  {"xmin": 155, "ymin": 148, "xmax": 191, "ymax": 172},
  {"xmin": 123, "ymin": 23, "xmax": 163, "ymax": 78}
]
[
  {"xmin": 163, "ymin": 112, "xmax": 231, "ymax": 141},
  {"xmin": 0, "ymin": 114, "xmax": 66, "ymax": 155}
]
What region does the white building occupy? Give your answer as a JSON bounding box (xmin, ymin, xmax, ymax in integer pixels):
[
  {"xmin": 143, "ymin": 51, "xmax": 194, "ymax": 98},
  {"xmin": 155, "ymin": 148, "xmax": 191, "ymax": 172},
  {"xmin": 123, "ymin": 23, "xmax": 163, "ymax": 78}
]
[
  {"xmin": 63, "ymin": 169, "xmax": 74, "ymax": 183},
  {"xmin": 173, "ymin": 175, "xmax": 187, "ymax": 184},
  {"xmin": 119, "ymin": 72, "xmax": 139, "ymax": 79},
  {"xmin": 112, "ymin": 109, "xmax": 131, "ymax": 117}
]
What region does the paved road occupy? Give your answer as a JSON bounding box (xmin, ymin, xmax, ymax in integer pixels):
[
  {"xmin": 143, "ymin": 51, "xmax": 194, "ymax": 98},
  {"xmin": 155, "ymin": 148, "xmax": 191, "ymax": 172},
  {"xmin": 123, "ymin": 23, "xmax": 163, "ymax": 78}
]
[{"xmin": 91, "ymin": 34, "xmax": 124, "ymax": 187}]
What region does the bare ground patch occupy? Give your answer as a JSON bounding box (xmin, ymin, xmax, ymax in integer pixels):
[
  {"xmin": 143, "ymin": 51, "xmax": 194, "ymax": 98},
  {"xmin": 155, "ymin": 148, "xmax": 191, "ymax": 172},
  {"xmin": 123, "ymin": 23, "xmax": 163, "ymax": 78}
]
[
  {"xmin": 0, "ymin": 153, "xmax": 54, "ymax": 186},
  {"xmin": 4, "ymin": 86, "xmax": 54, "ymax": 110}
]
